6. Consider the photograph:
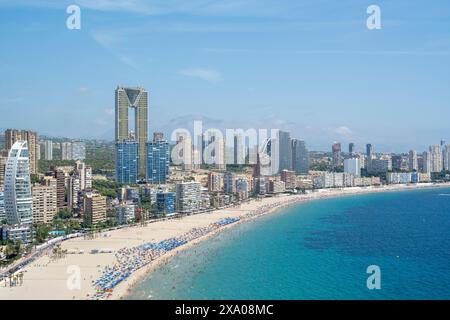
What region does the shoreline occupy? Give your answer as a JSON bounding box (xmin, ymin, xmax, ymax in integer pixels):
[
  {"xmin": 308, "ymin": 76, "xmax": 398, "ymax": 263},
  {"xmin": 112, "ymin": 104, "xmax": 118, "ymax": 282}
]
[
  {"xmin": 1, "ymin": 182, "xmax": 449, "ymax": 300},
  {"xmin": 113, "ymin": 182, "xmax": 450, "ymax": 300}
]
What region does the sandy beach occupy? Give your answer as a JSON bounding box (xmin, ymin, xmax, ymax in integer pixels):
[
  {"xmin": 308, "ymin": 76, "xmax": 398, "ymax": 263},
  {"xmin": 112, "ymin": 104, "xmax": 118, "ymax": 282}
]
[{"xmin": 1, "ymin": 183, "xmax": 449, "ymax": 300}]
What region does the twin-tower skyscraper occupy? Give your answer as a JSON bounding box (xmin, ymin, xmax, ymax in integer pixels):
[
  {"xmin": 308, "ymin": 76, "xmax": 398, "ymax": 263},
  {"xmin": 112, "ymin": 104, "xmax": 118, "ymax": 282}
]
[{"xmin": 115, "ymin": 86, "xmax": 148, "ymax": 178}]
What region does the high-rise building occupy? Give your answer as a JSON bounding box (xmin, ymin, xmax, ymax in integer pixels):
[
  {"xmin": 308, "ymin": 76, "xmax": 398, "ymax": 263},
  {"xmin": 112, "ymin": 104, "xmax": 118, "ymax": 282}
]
[
  {"xmin": 67, "ymin": 161, "xmax": 92, "ymax": 210},
  {"xmin": 366, "ymin": 143, "xmax": 373, "ymax": 170},
  {"xmin": 278, "ymin": 131, "xmax": 292, "ymax": 172},
  {"xmin": 429, "ymin": 145, "xmax": 442, "ymax": 173},
  {"xmin": 176, "ymin": 182, "xmax": 201, "ymax": 213},
  {"xmin": 156, "ymin": 192, "xmax": 176, "ymax": 215},
  {"xmin": 408, "ymin": 150, "xmax": 418, "ymax": 172},
  {"xmin": 75, "ymin": 161, "xmax": 92, "ymax": 190},
  {"xmin": 349, "ymin": 143, "xmax": 355, "ymax": 156},
  {"xmin": 71, "ymin": 142, "xmax": 86, "ymax": 160},
  {"xmin": 0, "ymin": 191, "xmax": 5, "ymax": 222},
  {"xmin": 0, "ymin": 150, "xmax": 7, "ymax": 191},
  {"xmin": 83, "ymin": 193, "xmax": 107, "ymax": 226},
  {"xmin": 61, "ymin": 142, "xmax": 71, "ymax": 160},
  {"xmin": 68, "ymin": 174, "xmax": 80, "ymax": 210},
  {"xmin": 291, "ymin": 139, "xmax": 309, "ymax": 175},
  {"xmin": 204, "ymin": 134, "xmax": 226, "ymax": 170},
  {"xmin": 254, "ymin": 177, "xmax": 267, "ymax": 195},
  {"xmin": 44, "ymin": 140, "xmax": 53, "ymax": 160},
  {"xmin": 280, "ymin": 170, "xmax": 296, "ymax": 189},
  {"xmin": 443, "ymin": 145, "xmax": 450, "ymax": 171},
  {"xmin": 55, "ymin": 169, "xmax": 66, "ymax": 210},
  {"xmin": 176, "ymin": 133, "xmax": 193, "ymax": 171},
  {"xmin": 422, "ymin": 151, "xmax": 431, "ymax": 174},
  {"xmin": 344, "ymin": 158, "xmax": 361, "ymax": 177},
  {"xmin": 32, "ymin": 180, "xmax": 57, "ymax": 224},
  {"xmin": 4, "ymin": 141, "xmax": 33, "ymax": 225},
  {"xmin": 391, "ymin": 155, "xmax": 403, "ymax": 171},
  {"xmin": 116, "ymin": 141, "xmax": 139, "ymax": 184},
  {"xmin": 207, "ymin": 172, "xmax": 222, "ymax": 192},
  {"xmin": 223, "ymin": 171, "xmax": 236, "ymax": 194},
  {"xmin": 115, "ymin": 86, "xmax": 149, "ymax": 178},
  {"xmin": 233, "ymin": 133, "xmax": 245, "ymax": 165},
  {"xmin": 332, "ymin": 142, "xmax": 342, "ymax": 168},
  {"xmin": 61, "ymin": 142, "xmax": 86, "ymax": 160},
  {"xmin": 146, "ymin": 133, "xmax": 170, "ymax": 184},
  {"xmin": 269, "ymin": 180, "xmax": 286, "ymax": 194},
  {"xmin": 5, "ymin": 129, "xmax": 39, "ymax": 175},
  {"xmin": 369, "ymin": 157, "xmax": 391, "ymax": 174},
  {"xmin": 116, "ymin": 203, "xmax": 135, "ymax": 224},
  {"xmin": 236, "ymin": 178, "xmax": 249, "ymax": 200}
]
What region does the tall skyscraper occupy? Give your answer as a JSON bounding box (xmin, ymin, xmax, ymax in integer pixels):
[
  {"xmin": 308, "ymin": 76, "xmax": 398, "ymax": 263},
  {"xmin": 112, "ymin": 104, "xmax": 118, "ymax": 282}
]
[
  {"xmin": 115, "ymin": 86, "xmax": 148, "ymax": 178},
  {"xmin": 61, "ymin": 142, "xmax": 72, "ymax": 160},
  {"xmin": 207, "ymin": 172, "xmax": 222, "ymax": 192},
  {"xmin": 422, "ymin": 151, "xmax": 431, "ymax": 174},
  {"xmin": 366, "ymin": 143, "xmax": 373, "ymax": 170},
  {"xmin": 5, "ymin": 129, "xmax": 39, "ymax": 175},
  {"xmin": 0, "ymin": 150, "xmax": 7, "ymax": 191},
  {"xmin": 4, "ymin": 141, "xmax": 33, "ymax": 225},
  {"xmin": 349, "ymin": 143, "xmax": 355, "ymax": 156},
  {"xmin": 278, "ymin": 131, "xmax": 292, "ymax": 172},
  {"xmin": 146, "ymin": 133, "xmax": 170, "ymax": 184},
  {"xmin": 429, "ymin": 145, "xmax": 442, "ymax": 173},
  {"xmin": 443, "ymin": 145, "xmax": 450, "ymax": 171},
  {"xmin": 332, "ymin": 142, "xmax": 342, "ymax": 168},
  {"xmin": 223, "ymin": 171, "xmax": 236, "ymax": 194},
  {"xmin": 233, "ymin": 133, "xmax": 245, "ymax": 165},
  {"xmin": 291, "ymin": 139, "xmax": 309, "ymax": 175},
  {"xmin": 44, "ymin": 140, "xmax": 53, "ymax": 160},
  {"xmin": 0, "ymin": 191, "xmax": 5, "ymax": 222},
  {"xmin": 55, "ymin": 169, "xmax": 66, "ymax": 210},
  {"xmin": 408, "ymin": 150, "xmax": 418, "ymax": 171},
  {"xmin": 71, "ymin": 142, "xmax": 86, "ymax": 160},
  {"xmin": 116, "ymin": 141, "xmax": 139, "ymax": 184},
  {"xmin": 176, "ymin": 182, "xmax": 201, "ymax": 213},
  {"xmin": 344, "ymin": 158, "xmax": 361, "ymax": 177}
]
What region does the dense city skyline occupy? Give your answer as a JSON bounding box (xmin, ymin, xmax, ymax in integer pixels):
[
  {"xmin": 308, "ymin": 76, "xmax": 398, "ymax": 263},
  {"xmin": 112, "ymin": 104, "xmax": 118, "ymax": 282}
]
[{"xmin": 1, "ymin": 0, "xmax": 450, "ymax": 152}]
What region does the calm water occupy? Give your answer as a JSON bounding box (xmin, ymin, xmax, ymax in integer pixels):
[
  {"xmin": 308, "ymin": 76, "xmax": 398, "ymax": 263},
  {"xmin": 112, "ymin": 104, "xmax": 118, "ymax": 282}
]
[{"xmin": 127, "ymin": 188, "xmax": 450, "ymax": 299}]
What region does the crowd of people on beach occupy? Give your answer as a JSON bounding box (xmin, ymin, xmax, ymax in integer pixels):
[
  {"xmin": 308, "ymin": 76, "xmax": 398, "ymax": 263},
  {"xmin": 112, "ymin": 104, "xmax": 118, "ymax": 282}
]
[
  {"xmin": 89, "ymin": 195, "xmax": 317, "ymax": 299},
  {"xmin": 90, "ymin": 196, "xmax": 309, "ymax": 300},
  {"xmin": 91, "ymin": 217, "xmax": 241, "ymax": 299}
]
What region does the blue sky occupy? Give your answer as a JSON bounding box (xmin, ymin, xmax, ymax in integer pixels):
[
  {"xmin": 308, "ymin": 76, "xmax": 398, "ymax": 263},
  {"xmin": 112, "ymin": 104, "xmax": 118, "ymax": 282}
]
[{"xmin": 0, "ymin": 0, "xmax": 449, "ymax": 152}]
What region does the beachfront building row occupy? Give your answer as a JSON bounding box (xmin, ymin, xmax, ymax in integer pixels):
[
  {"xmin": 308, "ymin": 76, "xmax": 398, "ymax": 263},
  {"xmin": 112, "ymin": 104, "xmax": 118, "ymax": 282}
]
[
  {"xmin": 386, "ymin": 172, "xmax": 431, "ymax": 184},
  {"xmin": 312, "ymin": 172, "xmax": 382, "ymax": 189}
]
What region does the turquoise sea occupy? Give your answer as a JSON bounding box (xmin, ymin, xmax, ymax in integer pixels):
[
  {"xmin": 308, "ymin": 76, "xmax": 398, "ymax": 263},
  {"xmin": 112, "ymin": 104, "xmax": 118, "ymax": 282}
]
[{"xmin": 127, "ymin": 188, "xmax": 450, "ymax": 300}]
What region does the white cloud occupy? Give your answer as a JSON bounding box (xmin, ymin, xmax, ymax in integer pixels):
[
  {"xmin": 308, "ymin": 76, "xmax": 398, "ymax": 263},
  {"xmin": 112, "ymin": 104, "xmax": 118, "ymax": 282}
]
[
  {"xmin": 180, "ymin": 68, "xmax": 222, "ymax": 83},
  {"xmin": 334, "ymin": 126, "xmax": 353, "ymax": 137}
]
